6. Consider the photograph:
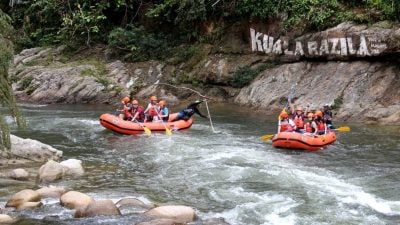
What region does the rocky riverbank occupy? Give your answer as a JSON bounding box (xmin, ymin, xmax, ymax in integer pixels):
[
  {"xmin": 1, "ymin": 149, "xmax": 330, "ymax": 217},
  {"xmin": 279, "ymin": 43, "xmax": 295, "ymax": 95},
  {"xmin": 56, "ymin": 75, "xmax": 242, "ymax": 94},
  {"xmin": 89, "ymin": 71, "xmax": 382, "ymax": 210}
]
[{"xmin": 9, "ymin": 21, "xmax": 400, "ymax": 125}]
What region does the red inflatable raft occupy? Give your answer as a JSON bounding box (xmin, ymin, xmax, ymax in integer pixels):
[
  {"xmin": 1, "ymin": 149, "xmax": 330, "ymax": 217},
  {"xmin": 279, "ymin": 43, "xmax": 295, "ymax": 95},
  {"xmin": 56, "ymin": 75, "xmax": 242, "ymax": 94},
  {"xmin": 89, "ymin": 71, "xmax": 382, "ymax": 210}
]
[
  {"xmin": 272, "ymin": 131, "xmax": 336, "ymax": 151},
  {"xmin": 99, "ymin": 113, "xmax": 193, "ymax": 135}
]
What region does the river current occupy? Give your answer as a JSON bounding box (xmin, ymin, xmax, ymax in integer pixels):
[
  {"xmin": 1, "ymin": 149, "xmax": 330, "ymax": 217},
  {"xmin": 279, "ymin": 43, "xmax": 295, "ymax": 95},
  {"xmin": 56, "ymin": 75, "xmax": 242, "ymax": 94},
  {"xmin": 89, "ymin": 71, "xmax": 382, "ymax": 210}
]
[{"xmin": 1, "ymin": 103, "xmax": 400, "ymax": 225}]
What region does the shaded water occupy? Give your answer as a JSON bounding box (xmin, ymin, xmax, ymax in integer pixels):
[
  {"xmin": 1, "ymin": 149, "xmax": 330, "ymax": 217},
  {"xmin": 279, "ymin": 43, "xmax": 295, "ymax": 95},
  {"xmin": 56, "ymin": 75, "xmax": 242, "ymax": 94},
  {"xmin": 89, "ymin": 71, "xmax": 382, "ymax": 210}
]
[{"xmin": 1, "ymin": 103, "xmax": 400, "ymax": 225}]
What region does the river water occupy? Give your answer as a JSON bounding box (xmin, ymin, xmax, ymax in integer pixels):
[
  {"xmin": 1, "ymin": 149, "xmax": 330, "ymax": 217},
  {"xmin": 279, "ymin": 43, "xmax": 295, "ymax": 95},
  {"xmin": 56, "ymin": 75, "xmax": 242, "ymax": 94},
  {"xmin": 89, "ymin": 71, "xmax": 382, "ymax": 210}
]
[{"xmin": 1, "ymin": 103, "xmax": 400, "ymax": 225}]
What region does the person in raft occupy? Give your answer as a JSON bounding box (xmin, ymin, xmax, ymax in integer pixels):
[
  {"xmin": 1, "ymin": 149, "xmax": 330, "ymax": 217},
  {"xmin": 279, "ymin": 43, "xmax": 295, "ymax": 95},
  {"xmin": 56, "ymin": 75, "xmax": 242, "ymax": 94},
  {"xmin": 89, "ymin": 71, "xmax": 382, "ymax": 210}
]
[
  {"xmin": 278, "ymin": 111, "xmax": 296, "ymax": 133},
  {"xmin": 312, "ymin": 110, "xmax": 327, "ymax": 135},
  {"xmin": 303, "ymin": 112, "xmax": 315, "ymax": 133},
  {"xmin": 130, "ymin": 99, "xmax": 145, "ymax": 122},
  {"xmin": 157, "ymin": 100, "xmax": 170, "ymax": 122},
  {"xmin": 290, "ymin": 105, "xmax": 307, "ymax": 133},
  {"xmin": 116, "ymin": 96, "xmax": 132, "ymax": 120},
  {"xmin": 171, "ymin": 100, "xmax": 208, "ymax": 121},
  {"xmin": 322, "ymin": 104, "xmax": 335, "ymax": 129},
  {"xmin": 144, "ymin": 95, "xmax": 160, "ymax": 122}
]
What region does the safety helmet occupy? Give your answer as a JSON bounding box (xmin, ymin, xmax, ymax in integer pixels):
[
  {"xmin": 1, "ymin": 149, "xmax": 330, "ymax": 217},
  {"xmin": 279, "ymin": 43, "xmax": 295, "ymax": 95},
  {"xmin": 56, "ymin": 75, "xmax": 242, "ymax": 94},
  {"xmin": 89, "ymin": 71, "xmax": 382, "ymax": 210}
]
[
  {"xmin": 131, "ymin": 100, "xmax": 138, "ymax": 105},
  {"xmin": 150, "ymin": 96, "xmax": 158, "ymax": 101},
  {"xmin": 315, "ymin": 110, "xmax": 323, "ymax": 117},
  {"xmin": 280, "ymin": 111, "xmax": 288, "ymax": 118},
  {"xmin": 159, "ymin": 100, "xmax": 166, "ymax": 107},
  {"xmin": 121, "ymin": 96, "xmax": 130, "ymax": 104},
  {"xmin": 296, "ymin": 106, "xmax": 303, "ymax": 112}
]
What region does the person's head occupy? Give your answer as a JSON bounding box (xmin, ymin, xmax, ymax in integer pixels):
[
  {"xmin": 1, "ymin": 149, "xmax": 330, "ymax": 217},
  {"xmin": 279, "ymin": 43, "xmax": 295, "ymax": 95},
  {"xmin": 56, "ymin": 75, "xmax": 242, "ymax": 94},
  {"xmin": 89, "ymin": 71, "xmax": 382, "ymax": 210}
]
[
  {"xmin": 280, "ymin": 111, "xmax": 288, "ymax": 119},
  {"xmin": 323, "ymin": 104, "xmax": 330, "ymax": 111},
  {"xmin": 159, "ymin": 100, "xmax": 166, "ymax": 108},
  {"xmin": 131, "ymin": 99, "xmax": 139, "ymax": 107},
  {"xmin": 121, "ymin": 96, "xmax": 130, "ymax": 104},
  {"xmin": 307, "ymin": 112, "xmax": 314, "ymax": 120},
  {"xmin": 314, "ymin": 110, "xmax": 323, "ymax": 118},
  {"xmin": 150, "ymin": 96, "xmax": 158, "ymax": 104},
  {"xmin": 296, "ymin": 106, "xmax": 303, "ymax": 115}
]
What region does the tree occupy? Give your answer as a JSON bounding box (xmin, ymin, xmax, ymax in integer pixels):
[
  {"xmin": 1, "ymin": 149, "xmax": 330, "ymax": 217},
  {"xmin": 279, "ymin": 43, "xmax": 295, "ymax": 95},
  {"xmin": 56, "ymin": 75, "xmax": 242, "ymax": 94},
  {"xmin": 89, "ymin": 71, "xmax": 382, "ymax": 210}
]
[{"xmin": 0, "ymin": 9, "xmax": 25, "ymax": 154}]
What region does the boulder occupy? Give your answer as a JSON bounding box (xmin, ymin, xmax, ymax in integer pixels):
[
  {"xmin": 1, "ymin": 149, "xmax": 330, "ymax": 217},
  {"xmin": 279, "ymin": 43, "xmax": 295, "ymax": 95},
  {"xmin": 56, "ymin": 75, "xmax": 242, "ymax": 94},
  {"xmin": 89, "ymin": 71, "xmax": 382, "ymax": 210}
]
[
  {"xmin": 5, "ymin": 189, "xmax": 41, "ymax": 208},
  {"xmin": 60, "ymin": 191, "xmax": 94, "ymax": 210},
  {"xmin": 3, "ymin": 134, "xmax": 63, "ymax": 164},
  {"xmin": 137, "ymin": 218, "xmax": 186, "ymax": 225},
  {"xmin": 144, "ymin": 205, "xmax": 196, "ymax": 223},
  {"xmin": 74, "ymin": 200, "xmax": 121, "ymax": 218},
  {"xmin": 60, "ymin": 159, "xmax": 84, "ymax": 176},
  {"xmin": 0, "ymin": 214, "xmax": 15, "ymax": 224},
  {"xmin": 36, "ymin": 186, "xmax": 66, "ymax": 198},
  {"xmin": 38, "ymin": 160, "xmax": 65, "ymax": 183},
  {"xmin": 16, "ymin": 201, "xmax": 43, "ymax": 210},
  {"xmin": 9, "ymin": 168, "xmax": 29, "ymax": 181}
]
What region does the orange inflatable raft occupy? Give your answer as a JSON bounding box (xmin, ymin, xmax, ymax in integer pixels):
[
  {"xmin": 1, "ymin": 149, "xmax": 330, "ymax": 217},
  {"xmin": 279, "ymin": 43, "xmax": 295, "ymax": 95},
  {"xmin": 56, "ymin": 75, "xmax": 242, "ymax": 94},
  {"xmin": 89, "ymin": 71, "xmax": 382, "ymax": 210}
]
[
  {"xmin": 99, "ymin": 113, "xmax": 193, "ymax": 135},
  {"xmin": 272, "ymin": 131, "xmax": 336, "ymax": 151}
]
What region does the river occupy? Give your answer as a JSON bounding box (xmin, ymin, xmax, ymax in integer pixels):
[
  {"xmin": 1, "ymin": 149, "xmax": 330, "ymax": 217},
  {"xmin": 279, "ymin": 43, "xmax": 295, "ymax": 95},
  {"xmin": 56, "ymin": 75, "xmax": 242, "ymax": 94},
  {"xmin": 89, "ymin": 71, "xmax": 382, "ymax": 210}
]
[{"xmin": 1, "ymin": 103, "xmax": 400, "ymax": 225}]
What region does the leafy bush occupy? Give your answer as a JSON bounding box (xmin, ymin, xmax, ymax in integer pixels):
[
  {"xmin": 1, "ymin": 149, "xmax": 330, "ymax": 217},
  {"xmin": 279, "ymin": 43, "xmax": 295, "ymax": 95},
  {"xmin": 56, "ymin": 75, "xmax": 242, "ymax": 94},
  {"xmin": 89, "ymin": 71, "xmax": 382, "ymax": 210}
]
[{"xmin": 107, "ymin": 26, "xmax": 171, "ymax": 61}]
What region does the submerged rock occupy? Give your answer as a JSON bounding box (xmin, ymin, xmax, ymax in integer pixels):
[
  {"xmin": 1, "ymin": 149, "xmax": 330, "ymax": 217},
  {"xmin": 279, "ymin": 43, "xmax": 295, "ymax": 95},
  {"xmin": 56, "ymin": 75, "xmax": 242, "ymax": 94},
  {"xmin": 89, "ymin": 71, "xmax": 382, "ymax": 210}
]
[
  {"xmin": 145, "ymin": 205, "xmax": 196, "ymax": 223},
  {"xmin": 74, "ymin": 199, "xmax": 121, "ymax": 218}
]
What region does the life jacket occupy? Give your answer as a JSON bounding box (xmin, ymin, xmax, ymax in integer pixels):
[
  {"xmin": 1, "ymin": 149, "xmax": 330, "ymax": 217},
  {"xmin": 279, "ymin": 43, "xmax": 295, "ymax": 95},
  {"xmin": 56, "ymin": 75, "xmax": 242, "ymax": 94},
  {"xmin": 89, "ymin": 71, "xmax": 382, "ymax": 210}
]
[
  {"xmin": 293, "ymin": 115, "xmax": 304, "ymax": 129},
  {"xmin": 280, "ymin": 120, "xmax": 293, "ymax": 132},
  {"xmin": 132, "ymin": 106, "xmax": 145, "ymax": 121},
  {"xmin": 148, "ymin": 105, "xmax": 158, "ymax": 116},
  {"xmin": 160, "ymin": 107, "xmax": 170, "ymax": 121},
  {"xmin": 123, "ymin": 104, "xmax": 132, "ymax": 119},
  {"xmin": 315, "ymin": 120, "xmax": 326, "ymax": 132},
  {"xmin": 304, "ymin": 122, "xmax": 313, "ymax": 133}
]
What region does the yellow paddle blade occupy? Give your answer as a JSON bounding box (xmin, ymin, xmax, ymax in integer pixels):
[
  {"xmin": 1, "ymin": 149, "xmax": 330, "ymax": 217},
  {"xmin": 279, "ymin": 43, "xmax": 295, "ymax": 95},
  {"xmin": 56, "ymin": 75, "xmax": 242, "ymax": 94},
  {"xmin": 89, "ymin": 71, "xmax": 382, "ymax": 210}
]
[
  {"xmin": 165, "ymin": 127, "xmax": 172, "ymax": 135},
  {"xmin": 335, "ymin": 126, "xmax": 350, "ymax": 132},
  {"xmin": 260, "ymin": 134, "xmax": 274, "ymax": 141},
  {"xmin": 143, "ymin": 127, "xmax": 151, "ymax": 136}
]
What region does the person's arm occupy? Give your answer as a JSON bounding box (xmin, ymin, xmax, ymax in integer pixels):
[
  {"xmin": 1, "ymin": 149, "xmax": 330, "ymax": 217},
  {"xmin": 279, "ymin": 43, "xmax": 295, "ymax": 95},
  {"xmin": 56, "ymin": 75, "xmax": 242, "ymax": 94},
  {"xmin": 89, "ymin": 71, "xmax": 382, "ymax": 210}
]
[
  {"xmin": 289, "ymin": 119, "xmax": 297, "ymax": 131},
  {"xmin": 312, "ymin": 121, "xmax": 317, "ymax": 135},
  {"xmin": 143, "ymin": 103, "xmax": 151, "ymax": 114}
]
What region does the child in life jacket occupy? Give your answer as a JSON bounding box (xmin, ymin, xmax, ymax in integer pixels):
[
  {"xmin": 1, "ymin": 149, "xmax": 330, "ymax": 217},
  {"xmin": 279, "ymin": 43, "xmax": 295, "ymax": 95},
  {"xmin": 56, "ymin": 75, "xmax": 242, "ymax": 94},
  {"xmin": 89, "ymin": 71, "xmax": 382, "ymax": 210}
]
[
  {"xmin": 157, "ymin": 100, "xmax": 170, "ymax": 122},
  {"xmin": 312, "ymin": 110, "xmax": 327, "ymax": 135},
  {"xmin": 278, "ymin": 111, "xmax": 296, "ymax": 133},
  {"xmin": 291, "ymin": 106, "xmax": 306, "ymax": 132},
  {"xmin": 303, "ymin": 112, "xmax": 315, "ymax": 133},
  {"xmin": 144, "ymin": 95, "xmax": 160, "ymax": 122},
  {"xmin": 130, "ymin": 99, "xmax": 145, "ymax": 122},
  {"xmin": 116, "ymin": 96, "xmax": 132, "ymax": 120}
]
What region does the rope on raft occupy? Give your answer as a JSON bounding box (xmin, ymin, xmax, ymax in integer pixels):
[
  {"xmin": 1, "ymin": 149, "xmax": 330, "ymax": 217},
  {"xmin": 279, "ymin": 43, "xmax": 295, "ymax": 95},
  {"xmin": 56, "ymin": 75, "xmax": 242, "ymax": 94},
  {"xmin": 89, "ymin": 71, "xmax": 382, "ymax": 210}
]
[{"xmin": 156, "ymin": 82, "xmax": 217, "ymax": 133}]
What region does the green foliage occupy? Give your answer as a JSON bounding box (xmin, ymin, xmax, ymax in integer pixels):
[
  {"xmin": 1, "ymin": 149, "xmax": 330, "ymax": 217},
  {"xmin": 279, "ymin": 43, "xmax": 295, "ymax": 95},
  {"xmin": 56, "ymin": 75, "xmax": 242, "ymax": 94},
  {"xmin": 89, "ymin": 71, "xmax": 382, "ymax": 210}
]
[
  {"xmin": 230, "ymin": 63, "xmax": 272, "ymax": 88},
  {"xmin": 0, "ymin": 9, "xmax": 26, "ymax": 151},
  {"xmin": 331, "ymin": 94, "xmax": 344, "ymax": 110},
  {"xmin": 108, "ymin": 26, "xmax": 171, "ymax": 61},
  {"xmin": 21, "ymin": 75, "xmax": 33, "ymax": 90}
]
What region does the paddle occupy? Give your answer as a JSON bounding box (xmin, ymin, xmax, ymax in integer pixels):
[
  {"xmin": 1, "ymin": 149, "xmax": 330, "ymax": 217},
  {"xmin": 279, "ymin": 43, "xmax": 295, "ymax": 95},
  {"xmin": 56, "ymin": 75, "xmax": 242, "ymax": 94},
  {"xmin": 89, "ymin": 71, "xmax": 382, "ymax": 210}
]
[
  {"xmin": 155, "ymin": 107, "xmax": 172, "ymax": 135},
  {"xmin": 333, "ymin": 126, "xmax": 350, "ymax": 132},
  {"xmin": 260, "ymin": 134, "xmax": 274, "ymax": 141},
  {"xmin": 262, "ymin": 84, "xmax": 296, "ymax": 140},
  {"xmin": 133, "ymin": 120, "xmax": 151, "ymax": 136}
]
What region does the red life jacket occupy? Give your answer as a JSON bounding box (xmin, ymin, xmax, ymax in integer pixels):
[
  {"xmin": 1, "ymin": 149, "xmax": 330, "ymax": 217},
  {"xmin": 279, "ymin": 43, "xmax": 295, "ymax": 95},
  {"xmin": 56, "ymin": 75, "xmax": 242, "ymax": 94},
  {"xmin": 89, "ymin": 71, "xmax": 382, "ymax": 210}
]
[
  {"xmin": 148, "ymin": 105, "xmax": 158, "ymax": 116},
  {"xmin": 123, "ymin": 104, "xmax": 132, "ymax": 119},
  {"xmin": 304, "ymin": 122, "xmax": 313, "ymax": 133},
  {"xmin": 132, "ymin": 106, "xmax": 145, "ymax": 121},
  {"xmin": 293, "ymin": 115, "xmax": 304, "ymax": 129},
  {"xmin": 280, "ymin": 120, "xmax": 293, "ymax": 132},
  {"xmin": 315, "ymin": 120, "xmax": 326, "ymax": 132}
]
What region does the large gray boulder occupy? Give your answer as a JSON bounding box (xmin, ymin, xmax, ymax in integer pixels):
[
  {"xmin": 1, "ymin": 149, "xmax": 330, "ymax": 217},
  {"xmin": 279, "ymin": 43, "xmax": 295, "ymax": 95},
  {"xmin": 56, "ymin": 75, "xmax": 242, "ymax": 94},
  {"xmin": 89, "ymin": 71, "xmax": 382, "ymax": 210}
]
[{"xmin": 0, "ymin": 135, "xmax": 63, "ymax": 166}]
